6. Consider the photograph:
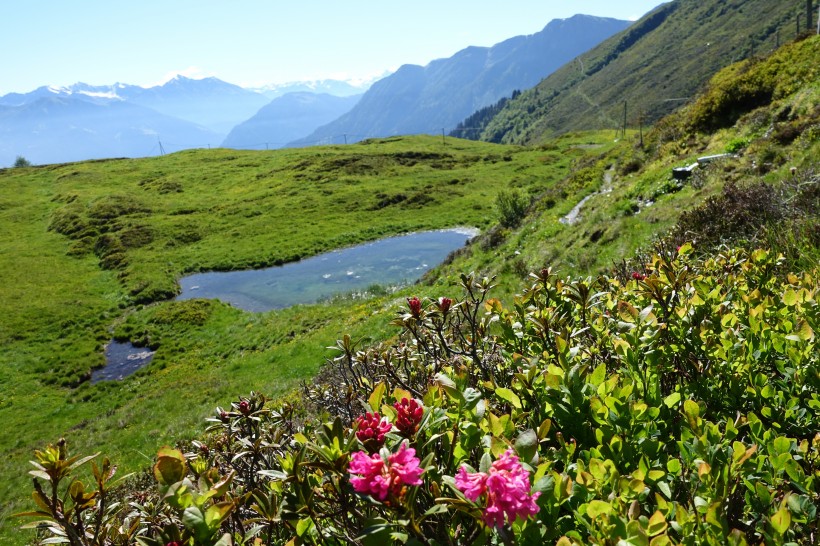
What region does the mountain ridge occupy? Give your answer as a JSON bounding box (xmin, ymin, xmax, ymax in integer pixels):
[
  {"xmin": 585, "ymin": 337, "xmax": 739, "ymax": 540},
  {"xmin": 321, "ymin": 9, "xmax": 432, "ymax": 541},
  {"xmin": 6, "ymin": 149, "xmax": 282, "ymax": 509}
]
[
  {"xmin": 289, "ymin": 14, "xmax": 632, "ymax": 146},
  {"xmin": 222, "ymin": 92, "xmax": 362, "ymax": 149},
  {"xmin": 477, "ymin": 0, "xmax": 800, "ymax": 144}
]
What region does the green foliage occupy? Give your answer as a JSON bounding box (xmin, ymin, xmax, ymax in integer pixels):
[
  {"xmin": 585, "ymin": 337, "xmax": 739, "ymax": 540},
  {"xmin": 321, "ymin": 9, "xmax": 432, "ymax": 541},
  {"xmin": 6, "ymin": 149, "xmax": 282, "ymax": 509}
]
[
  {"xmin": 19, "ymin": 247, "xmax": 819, "ymax": 545},
  {"xmin": 495, "ymin": 188, "xmax": 530, "ymax": 228},
  {"xmin": 687, "ymin": 37, "xmax": 820, "ymax": 132},
  {"xmin": 13, "ymin": 156, "xmax": 31, "ymax": 168},
  {"xmin": 15, "ymin": 440, "xmax": 137, "ymax": 545},
  {"xmin": 724, "ymin": 137, "xmax": 751, "ymax": 154}
]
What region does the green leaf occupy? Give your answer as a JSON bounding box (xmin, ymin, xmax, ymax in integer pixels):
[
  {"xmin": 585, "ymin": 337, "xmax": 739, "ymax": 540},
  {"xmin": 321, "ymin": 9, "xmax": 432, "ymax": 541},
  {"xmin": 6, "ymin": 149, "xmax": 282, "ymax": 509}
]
[
  {"xmin": 367, "ymin": 382, "xmax": 386, "ymax": 413},
  {"xmin": 794, "ymin": 319, "xmax": 814, "ymax": 341},
  {"xmin": 422, "ymin": 504, "xmax": 449, "ymax": 517},
  {"xmin": 205, "ymin": 502, "xmax": 233, "ymax": 529},
  {"xmin": 586, "ymin": 500, "xmax": 612, "ymax": 518},
  {"xmin": 755, "ymin": 483, "xmax": 772, "ymax": 505},
  {"xmin": 153, "ymin": 447, "xmax": 187, "ymax": 486},
  {"xmin": 770, "ymin": 507, "xmax": 791, "ymax": 534},
  {"xmin": 537, "ymin": 418, "xmax": 552, "ymax": 440},
  {"xmin": 772, "ymin": 436, "xmax": 791, "ymax": 456},
  {"xmin": 626, "ymin": 519, "xmax": 649, "ymax": 546},
  {"xmin": 463, "ymin": 387, "xmax": 483, "ymax": 410},
  {"xmin": 296, "ymin": 517, "xmax": 314, "ymax": 537},
  {"xmin": 515, "ymin": 429, "xmax": 538, "ymax": 465},
  {"xmin": 782, "ymin": 289, "xmax": 798, "ymax": 307},
  {"xmin": 495, "ymin": 387, "xmax": 522, "ymax": 409},
  {"xmin": 647, "ymin": 510, "xmax": 668, "ymax": 536},
  {"xmin": 589, "ymin": 363, "xmax": 606, "ymax": 387},
  {"xmin": 663, "ymin": 392, "xmax": 681, "ymax": 409},
  {"xmin": 479, "ymin": 452, "xmax": 493, "ymax": 474},
  {"xmin": 359, "ymin": 518, "xmax": 393, "ymax": 546},
  {"xmin": 212, "ymin": 533, "xmax": 232, "ymax": 546},
  {"xmin": 182, "ymin": 506, "xmax": 208, "ymax": 541},
  {"xmin": 683, "ymin": 399, "xmax": 700, "ymax": 430}
]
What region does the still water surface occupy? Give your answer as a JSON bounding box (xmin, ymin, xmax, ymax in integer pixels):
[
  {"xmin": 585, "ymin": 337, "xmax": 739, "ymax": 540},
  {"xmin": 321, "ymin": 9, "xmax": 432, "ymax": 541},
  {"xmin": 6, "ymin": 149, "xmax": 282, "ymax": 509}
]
[
  {"xmin": 96, "ymin": 228, "xmax": 477, "ymax": 382},
  {"xmin": 176, "ymin": 227, "xmax": 478, "ymax": 312}
]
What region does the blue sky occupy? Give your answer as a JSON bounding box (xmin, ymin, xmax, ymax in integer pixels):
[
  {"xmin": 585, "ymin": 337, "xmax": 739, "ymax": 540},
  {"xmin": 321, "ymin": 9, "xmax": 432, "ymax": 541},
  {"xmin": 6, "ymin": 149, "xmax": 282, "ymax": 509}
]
[{"xmin": 2, "ymin": 1, "xmax": 665, "ymax": 95}]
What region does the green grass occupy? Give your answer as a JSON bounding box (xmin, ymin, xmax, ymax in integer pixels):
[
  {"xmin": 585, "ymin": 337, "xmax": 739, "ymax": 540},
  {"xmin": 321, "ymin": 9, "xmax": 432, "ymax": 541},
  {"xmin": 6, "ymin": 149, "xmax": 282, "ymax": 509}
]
[{"xmin": 0, "ymin": 132, "xmax": 617, "ymax": 543}]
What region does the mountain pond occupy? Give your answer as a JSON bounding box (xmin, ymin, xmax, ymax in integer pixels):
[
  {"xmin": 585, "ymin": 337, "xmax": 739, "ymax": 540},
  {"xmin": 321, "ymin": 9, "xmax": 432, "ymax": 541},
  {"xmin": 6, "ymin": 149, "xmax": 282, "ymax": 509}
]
[{"xmin": 96, "ymin": 228, "xmax": 478, "ymax": 381}]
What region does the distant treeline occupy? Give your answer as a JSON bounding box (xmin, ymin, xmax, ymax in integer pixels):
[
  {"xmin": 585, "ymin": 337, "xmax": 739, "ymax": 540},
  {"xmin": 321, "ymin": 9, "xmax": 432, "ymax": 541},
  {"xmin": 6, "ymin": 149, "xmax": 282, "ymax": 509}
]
[{"xmin": 448, "ymin": 90, "xmax": 521, "ymax": 141}]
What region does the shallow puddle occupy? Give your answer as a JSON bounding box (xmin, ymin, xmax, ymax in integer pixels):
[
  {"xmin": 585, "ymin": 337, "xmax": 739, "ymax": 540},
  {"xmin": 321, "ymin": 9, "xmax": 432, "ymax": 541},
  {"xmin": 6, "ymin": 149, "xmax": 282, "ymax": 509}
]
[{"xmin": 92, "ymin": 341, "xmax": 155, "ymax": 383}]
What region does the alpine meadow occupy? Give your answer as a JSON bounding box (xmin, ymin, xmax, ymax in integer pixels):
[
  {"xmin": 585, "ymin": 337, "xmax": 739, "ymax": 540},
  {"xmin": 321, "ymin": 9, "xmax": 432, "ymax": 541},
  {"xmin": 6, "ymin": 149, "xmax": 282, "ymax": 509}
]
[{"xmin": 1, "ymin": 1, "xmax": 818, "ymax": 545}]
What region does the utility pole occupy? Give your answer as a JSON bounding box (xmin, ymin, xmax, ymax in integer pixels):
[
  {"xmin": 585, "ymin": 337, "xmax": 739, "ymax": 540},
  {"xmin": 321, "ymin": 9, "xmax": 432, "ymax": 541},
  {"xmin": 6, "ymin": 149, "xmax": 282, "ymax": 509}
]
[
  {"xmin": 622, "ymin": 101, "xmax": 628, "ymax": 139},
  {"xmin": 442, "ymin": 128, "xmax": 446, "ymax": 146},
  {"xmin": 638, "ymin": 110, "xmax": 644, "ymax": 148},
  {"xmin": 158, "ymin": 138, "xmax": 165, "ymax": 156}
]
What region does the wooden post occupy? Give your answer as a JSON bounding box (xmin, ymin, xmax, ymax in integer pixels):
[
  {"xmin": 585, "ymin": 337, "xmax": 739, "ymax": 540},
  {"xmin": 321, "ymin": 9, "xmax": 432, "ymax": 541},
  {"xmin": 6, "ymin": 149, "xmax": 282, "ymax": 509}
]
[
  {"xmin": 622, "ymin": 101, "xmax": 627, "ymax": 139},
  {"xmin": 639, "ymin": 110, "xmax": 644, "ymax": 148}
]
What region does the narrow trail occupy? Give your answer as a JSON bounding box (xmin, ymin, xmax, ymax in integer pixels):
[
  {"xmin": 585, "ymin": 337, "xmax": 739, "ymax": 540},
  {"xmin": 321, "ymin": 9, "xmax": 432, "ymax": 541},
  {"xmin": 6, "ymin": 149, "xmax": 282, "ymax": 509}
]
[{"xmin": 560, "ymin": 168, "xmax": 614, "ymax": 225}]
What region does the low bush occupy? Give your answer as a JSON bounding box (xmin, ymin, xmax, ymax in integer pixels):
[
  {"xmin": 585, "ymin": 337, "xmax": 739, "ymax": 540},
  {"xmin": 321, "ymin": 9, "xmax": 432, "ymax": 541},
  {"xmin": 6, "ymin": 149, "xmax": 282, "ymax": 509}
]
[{"xmin": 495, "ymin": 189, "xmax": 530, "ymax": 228}]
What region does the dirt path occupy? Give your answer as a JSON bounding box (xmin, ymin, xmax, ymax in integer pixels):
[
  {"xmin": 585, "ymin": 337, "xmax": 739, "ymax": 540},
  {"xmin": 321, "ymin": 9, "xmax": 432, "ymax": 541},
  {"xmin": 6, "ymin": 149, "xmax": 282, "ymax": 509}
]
[{"xmin": 560, "ymin": 168, "xmax": 614, "ymax": 225}]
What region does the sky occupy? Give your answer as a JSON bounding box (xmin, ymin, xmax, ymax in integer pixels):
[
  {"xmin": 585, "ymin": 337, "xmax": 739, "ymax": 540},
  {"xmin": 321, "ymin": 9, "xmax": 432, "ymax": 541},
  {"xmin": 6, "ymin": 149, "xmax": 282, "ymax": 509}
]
[{"xmin": 1, "ymin": 1, "xmax": 665, "ymax": 96}]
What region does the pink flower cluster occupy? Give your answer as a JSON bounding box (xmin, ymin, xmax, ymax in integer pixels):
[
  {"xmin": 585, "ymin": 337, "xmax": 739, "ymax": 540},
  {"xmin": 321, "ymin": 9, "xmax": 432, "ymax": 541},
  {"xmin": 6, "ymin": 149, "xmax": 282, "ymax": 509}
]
[
  {"xmin": 438, "ymin": 296, "xmax": 452, "ymax": 314},
  {"xmin": 355, "ymin": 412, "xmax": 392, "ymax": 447},
  {"xmin": 349, "ymin": 443, "xmax": 424, "ymax": 501},
  {"xmin": 407, "ymin": 296, "xmax": 422, "ymax": 318},
  {"xmin": 393, "ymin": 397, "xmax": 424, "ymax": 436},
  {"xmin": 454, "ymin": 449, "xmax": 540, "ymax": 528}
]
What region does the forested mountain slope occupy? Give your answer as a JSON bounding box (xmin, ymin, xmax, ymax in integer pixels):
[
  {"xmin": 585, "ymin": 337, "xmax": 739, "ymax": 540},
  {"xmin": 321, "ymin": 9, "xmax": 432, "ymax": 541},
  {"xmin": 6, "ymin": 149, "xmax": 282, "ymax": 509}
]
[{"xmin": 479, "ymin": 0, "xmax": 801, "ymax": 144}]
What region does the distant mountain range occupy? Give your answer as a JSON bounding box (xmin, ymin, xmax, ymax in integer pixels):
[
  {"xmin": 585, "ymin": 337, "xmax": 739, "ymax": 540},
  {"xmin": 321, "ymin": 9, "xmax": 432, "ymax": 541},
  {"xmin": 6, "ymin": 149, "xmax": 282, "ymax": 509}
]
[
  {"xmin": 0, "ymin": 14, "xmax": 633, "ymax": 166},
  {"xmin": 222, "ymin": 93, "xmax": 362, "ymax": 149},
  {"xmin": 0, "ymin": 95, "xmax": 219, "ymax": 165},
  {"xmin": 289, "ymin": 15, "xmax": 631, "ymax": 146},
  {"xmin": 251, "ymin": 75, "xmax": 387, "ymax": 99},
  {"xmin": 0, "ymin": 76, "xmax": 373, "ymax": 166}
]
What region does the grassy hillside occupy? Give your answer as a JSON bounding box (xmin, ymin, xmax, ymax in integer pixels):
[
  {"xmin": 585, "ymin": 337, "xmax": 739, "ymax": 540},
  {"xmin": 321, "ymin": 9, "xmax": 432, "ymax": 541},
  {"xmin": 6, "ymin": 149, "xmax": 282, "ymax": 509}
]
[
  {"xmin": 479, "ymin": 0, "xmax": 799, "ymax": 144},
  {"xmin": 442, "ymin": 36, "xmax": 818, "ymax": 292},
  {"xmin": 2, "ymin": 35, "xmax": 818, "ymax": 546},
  {"xmin": 0, "ymin": 133, "xmax": 619, "ymax": 541}
]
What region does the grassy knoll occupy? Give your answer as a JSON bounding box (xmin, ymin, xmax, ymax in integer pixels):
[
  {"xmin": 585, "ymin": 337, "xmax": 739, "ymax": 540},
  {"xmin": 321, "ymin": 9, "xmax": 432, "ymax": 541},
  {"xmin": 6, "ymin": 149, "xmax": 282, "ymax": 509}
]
[{"xmin": 0, "ymin": 132, "xmax": 616, "ymax": 542}]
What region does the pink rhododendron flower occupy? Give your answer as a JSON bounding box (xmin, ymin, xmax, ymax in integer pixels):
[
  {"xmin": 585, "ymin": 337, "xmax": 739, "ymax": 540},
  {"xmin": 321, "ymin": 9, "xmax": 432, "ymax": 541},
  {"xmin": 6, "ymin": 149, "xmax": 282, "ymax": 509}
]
[
  {"xmin": 355, "ymin": 412, "xmax": 392, "ymax": 448},
  {"xmin": 438, "ymin": 296, "xmax": 452, "ymax": 314},
  {"xmin": 454, "ymin": 449, "xmax": 540, "ymax": 528},
  {"xmin": 393, "ymin": 397, "xmax": 423, "ymax": 436},
  {"xmin": 407, "ymin": 296, "xmax": 422, "ymax": 318},
  {"xmin": 349, "ymin": 443, "xmax": 424, "ymax": 501}
]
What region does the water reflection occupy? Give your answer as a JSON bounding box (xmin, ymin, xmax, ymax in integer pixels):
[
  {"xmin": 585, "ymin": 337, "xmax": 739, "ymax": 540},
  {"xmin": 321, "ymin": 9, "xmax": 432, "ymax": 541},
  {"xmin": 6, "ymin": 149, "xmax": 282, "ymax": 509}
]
[
  {"xmin": 92, "ymin": 341, "xmax": 155, "ymax": 383},
  {"xmin": 177, "ymin": 228, "xmax": 477, "ymax": 312}
]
